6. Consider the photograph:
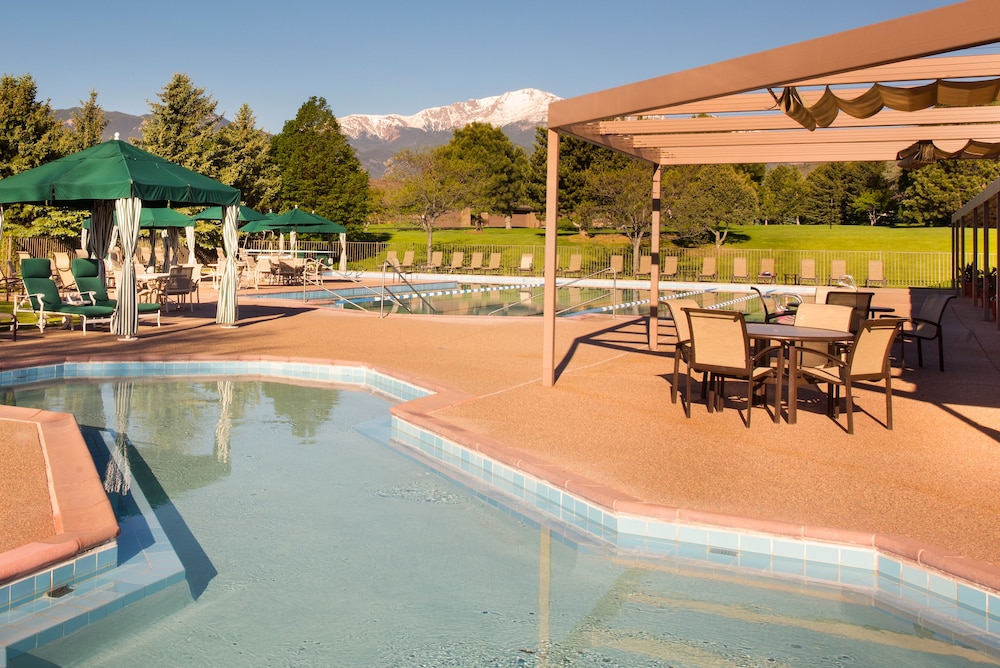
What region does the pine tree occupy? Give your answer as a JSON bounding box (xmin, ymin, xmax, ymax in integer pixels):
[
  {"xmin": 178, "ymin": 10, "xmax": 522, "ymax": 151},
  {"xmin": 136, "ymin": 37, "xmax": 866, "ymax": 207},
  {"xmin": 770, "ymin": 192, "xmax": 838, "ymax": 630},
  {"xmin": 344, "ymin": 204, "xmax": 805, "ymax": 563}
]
[
  {"xmin": 138, "ymin": 73, "xmax": 220, "ymax": 174},
  {"xmin": 270, "ymin": 96, "xmax": 370, "ymax": 233},
  {"xmin": 215, "ymin": 104, "xmax": 280, "ymax": 210}
]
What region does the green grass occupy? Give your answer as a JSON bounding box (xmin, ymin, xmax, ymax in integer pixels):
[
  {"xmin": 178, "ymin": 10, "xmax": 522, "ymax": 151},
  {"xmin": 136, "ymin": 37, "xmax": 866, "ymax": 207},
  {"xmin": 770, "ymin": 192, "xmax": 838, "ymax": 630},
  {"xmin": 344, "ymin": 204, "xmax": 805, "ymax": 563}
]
[{"xmin": 374, "ymin": 224, "xmax": 983, "ymax": 253}]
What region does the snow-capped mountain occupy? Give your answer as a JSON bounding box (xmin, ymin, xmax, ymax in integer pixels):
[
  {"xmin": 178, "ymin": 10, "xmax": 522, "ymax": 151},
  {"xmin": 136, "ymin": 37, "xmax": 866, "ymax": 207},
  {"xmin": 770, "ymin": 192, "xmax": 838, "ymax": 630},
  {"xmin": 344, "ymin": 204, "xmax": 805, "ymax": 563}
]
[
  {"xmin": 341, "ymin": 88, "xmax": 559, "ymax": 177},
  {"xmin": 339, "ymin": 88, "xmax": 559, "ymax": 142}
]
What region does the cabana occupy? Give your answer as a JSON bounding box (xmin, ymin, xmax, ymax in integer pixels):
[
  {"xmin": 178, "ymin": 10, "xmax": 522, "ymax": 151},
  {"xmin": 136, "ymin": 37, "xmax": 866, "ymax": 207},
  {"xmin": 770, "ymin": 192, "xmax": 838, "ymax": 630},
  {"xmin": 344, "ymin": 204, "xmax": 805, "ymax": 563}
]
[
  {"xmin": 541, "ymin": 0, "xmax": 1000, "ymax": 385},
  {"xmin": 0, "ymin": 140, "xmax": 241, "ymax": 338}
]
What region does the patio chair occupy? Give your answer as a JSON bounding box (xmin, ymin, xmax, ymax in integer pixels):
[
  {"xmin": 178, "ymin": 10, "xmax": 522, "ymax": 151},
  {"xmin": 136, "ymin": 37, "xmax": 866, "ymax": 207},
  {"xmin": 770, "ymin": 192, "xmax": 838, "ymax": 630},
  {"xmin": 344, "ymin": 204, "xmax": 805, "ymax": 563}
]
[
  {"xmin": 661, "ymin": 255, "xmax": 679, "ymax": 280},
  {"xmin": 756, "ymin": 257, "xmax": 776, "ymax": 284},
  {"xmin": 731, "ymin": 257, "xmax": 749, "ymax": 282},
  {"xmin": 897, "ymin": 293, "xmax": 955, "ymax": 371},
  {"xmin": 516, "ymin": 253, "xmax": 534, "ymax": 275},
  {"xmin": 750, "ymin": 286, "xmax": 800, "ymax": 323},
  {"xmin": 634, "ymin": 255, "xmax": 652, "ymax": 279},
  {"xmin": 468, "ymin": 252, "xmax": 484, "ymax": 273},
  {"xmin": 425, "ymin": 251, "xmax": 443, "ymax": 272},
  {"xmin": 791, "ymin": 302, "xmax": 853, "ymax": 368},
  {"xmin": 865, "ymin": 259, "xmax": 886, "ymax": 287},
  {"xmin": 163, "ymin": 265, "xmax": 197, "ymax": 311},
  {"xmin": 697, "ymin": 257, "xmax": 717, "ymax": 281},
  {"xmin": 799, "ymin": 258, "xmax": 817, "ymax": 285},
  {"xmin": 17, "ymin": 258, "xmax": 114, "ymax": 334},
  {"xmin": 446, "ymin": 251, "xmax": 465, "ymax": 272},
  {"xmin": 0, "ymin": 259, "xmax": 19, "ymax": 300},
  {"xmin": 0, "ymin": 311, "xmax": 16, "ymax": 340},
  {"xmin": 798, "ymin": 318, "xmax": 903, "ymax": 434},
  {"xmin": 824, "ymin": 290, "xmax": 874, "ymax": 334},
  {"xmin": 52, "ymin": 251, "xmax": 76, "ymax": 292},
  {"xmin": 664, "ymin": 298, "xmax": 701, "ymax": 406},
  {"xmin": 385, "ymin": 250, "xmax": 399, "ymax": 269},
  {"xmin": 561, "ymin": 253, "xmax": 584, "ymax": 277},
  {"xmin": 829, "ymin": 259, "xmax": 847, "ymax": 285},
  {"xmin": 484, "ymin": 252, "xmax": 502, "ymax": 274},
  {"xmin": 609, "ymin": 255, "xmax": 624, "ymax": 276},
  {"xmin": 71, "ymin": 258, "xmax": 161, "ymax": 326},
  {"xmin": 683, "ymin": 308, "xmax": 780, "ymax": 426},
  {"xmin": 254, "ymin": 257, "xmax": 277, "ymax": 288}
]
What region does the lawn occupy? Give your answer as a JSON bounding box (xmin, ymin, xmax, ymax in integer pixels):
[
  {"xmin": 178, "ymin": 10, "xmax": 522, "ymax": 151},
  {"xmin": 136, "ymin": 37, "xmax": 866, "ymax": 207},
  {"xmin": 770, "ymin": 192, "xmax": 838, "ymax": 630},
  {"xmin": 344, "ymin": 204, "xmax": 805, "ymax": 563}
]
[{"xmin": 375, "ymin": 224, "xmax": 973, "ymax": 253}]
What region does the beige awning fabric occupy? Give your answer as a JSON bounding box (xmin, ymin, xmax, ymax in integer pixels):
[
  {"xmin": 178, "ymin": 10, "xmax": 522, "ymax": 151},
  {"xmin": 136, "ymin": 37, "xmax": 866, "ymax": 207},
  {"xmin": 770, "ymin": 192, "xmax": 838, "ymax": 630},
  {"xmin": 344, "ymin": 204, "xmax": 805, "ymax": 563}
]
[
  {"xmin": 897, "ymin": 138, "xmax": 1000, "ymax": 168},
  {"xmin": 777, "ymin": 78, "xmax": 1000, "ymax": 131}
]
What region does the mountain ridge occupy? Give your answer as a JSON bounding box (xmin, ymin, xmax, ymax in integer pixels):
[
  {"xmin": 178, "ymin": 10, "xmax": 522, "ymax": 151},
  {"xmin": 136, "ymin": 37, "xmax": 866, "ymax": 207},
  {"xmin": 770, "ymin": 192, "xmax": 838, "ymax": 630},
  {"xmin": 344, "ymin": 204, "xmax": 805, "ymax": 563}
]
[{"xmin": 55, "ymin": 88, "xmax": 559, "ymax": 178}]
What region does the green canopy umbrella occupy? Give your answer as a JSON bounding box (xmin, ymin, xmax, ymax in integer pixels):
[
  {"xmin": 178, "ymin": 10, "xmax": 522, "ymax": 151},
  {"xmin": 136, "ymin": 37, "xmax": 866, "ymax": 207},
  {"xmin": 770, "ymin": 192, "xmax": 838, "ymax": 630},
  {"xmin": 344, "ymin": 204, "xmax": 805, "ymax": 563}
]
[
  {"xmin": 192, "ymin": 205, "xmax": 268, "ymax": 223},
  {"xmin": 0, "ymin": 139, "xmax": 241, "ymax": 337},
  {"xmin": 263, "ymin": 208, "xmax": 347, "ymax": 233}
]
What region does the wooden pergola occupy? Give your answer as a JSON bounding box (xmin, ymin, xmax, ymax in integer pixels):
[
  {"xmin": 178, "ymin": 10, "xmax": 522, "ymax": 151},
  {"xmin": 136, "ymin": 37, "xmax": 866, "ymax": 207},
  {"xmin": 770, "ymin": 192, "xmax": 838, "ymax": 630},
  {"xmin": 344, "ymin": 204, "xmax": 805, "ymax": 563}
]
[
  {"xmin": 541, "ymin": 0, "xmax": 1000, "ymax": 386},
  {"xmin": 952, "ymin": 177, "xmax": 999, "ymax": 328}
]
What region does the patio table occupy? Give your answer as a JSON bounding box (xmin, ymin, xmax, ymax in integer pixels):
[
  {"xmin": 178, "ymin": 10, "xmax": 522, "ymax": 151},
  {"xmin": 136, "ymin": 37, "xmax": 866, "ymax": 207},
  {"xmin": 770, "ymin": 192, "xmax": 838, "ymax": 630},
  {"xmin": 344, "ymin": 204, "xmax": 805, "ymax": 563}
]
[{"xmin": 746, "ymin": 323, "xmax": 853, "ymax": 425}]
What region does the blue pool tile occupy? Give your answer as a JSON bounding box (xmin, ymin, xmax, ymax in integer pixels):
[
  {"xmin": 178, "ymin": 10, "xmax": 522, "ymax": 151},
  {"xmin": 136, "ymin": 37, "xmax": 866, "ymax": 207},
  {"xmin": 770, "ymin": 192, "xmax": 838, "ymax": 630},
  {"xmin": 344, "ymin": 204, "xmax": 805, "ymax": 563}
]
[
  {"xmin": 878, "ymin": 555, "xmax": 903, "ymax": 582},
  {"xmin": 804, "ymin": 542, "xmax": 840, "ymax": 566},
  {"xmin": 707, "ymin": 529, "xmax": 739, "ymax": 551},
  {"xmin": 771, "ymin": 539, "xmax": 805, "ymax": 561},
  {"xmin": 646, "ymin": 522, "xmax": 677, "ymax": 541}
]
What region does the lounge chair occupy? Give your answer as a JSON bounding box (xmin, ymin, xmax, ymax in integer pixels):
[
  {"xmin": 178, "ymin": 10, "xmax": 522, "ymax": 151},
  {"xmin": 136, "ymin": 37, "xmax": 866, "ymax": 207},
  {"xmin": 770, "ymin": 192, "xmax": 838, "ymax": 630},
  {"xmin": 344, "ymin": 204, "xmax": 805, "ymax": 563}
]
[
  {"xmin": 731, "ymin": 257, "xmax": 749, "ymax": 282},
  {"xmin": 683, "ymin": 308, "xmax": 780, "ymax": 426},
  {"xmin": 398, "ymin": 250, "xmax": 415, "ymax": 273},
  {"xmin": 52, "ymin": 251, "xmax": 76, "ymax": 292},
  {"xmin": 756, "ymin": 258, "xmax": 776, "ymax": 284},
  {"xmin": 829, "ymin": 259, "xmax": 847, "ymax": 285},
  {"xmin": 799, "ymin": 258, "xmax": 817, "ymax": 285},
  {"xmin": 865, "ymin": 259, "xmax": 886, "ymax": 287},
  {"xmin": 897, "ymin": 293, "xmax": 955, "ymax": 371},
  {"xmin": 17, "ymin": 258, "xmax": 114, "ymax": 334},
  {"xmin": 798, "ymin": 318, "xmax": 903, "ymax": 434},
  {"xmin": 697, "ymin": 256, "xmax": 717, "ymax": 281},
  {"xmin": 516, "ymin": 253, "xmax": 534, "ymax": 275},
  {"xmin": 446, "ymin": 251, "xmax": 465, "ymax": 273},
  {"xmin": 71, "ymin": 258, "xmax": 161, "ymax": 327},
  {"xmin": 561, "ymin": 253, "xmax": 584, "ymax": 277},
  {"xmin": 484, "ymin": 252, "xmax": 502, "ymax": 274},
  {"xmin": 425, "ymin": 251, "xmax": 443, "ymax": 272},
  {"xmin": 634, "ymin": 255, "xmax": 652, "ymax": 279},
  {"xmin": 661, "ymin": 255, "xmax": 679, "ymax": 280},
  {"xmin": 467, "ymin": 252, "xmax": 484, "ymax": 273}
]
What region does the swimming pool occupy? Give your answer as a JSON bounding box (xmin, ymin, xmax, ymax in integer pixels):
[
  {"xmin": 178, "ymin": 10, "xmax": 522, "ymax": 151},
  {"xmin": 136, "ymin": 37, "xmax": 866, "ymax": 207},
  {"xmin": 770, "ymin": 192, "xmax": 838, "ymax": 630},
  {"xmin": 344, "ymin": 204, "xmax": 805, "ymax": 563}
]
[
  {"xmin": 255, "ymin": 281, "xmax": 763, "ymax": 318},
  {"xmin": 3, "ymin": 371, "xmax": 998, "ymax": 666}
]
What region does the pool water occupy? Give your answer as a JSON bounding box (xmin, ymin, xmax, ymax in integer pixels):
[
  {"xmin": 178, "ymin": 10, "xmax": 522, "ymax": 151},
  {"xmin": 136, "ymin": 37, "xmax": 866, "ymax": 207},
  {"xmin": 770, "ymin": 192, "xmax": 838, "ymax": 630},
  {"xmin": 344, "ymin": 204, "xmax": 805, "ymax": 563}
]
[
  {"xmin": 273, "ymin": 281, "xmax": 766, "ymax": 318},
  {"xmin": 6, "ymin": 379, "xmax": 996, "ymax": 666}
]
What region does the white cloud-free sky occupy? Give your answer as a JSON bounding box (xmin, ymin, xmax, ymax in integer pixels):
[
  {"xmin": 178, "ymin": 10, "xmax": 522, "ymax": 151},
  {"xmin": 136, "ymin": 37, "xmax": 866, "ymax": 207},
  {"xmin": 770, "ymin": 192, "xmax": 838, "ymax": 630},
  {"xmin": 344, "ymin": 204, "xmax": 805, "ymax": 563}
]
[{"xmin": 1, "ymin": 0, "xmax": 970, "ymax": 133}]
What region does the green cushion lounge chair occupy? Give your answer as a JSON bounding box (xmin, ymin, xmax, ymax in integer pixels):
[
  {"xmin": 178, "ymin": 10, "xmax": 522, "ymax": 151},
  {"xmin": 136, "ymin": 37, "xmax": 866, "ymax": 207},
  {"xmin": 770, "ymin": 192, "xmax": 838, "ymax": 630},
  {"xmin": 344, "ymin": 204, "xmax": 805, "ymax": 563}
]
[
  {"xmin": 17, "ymin": 258, "xmax": 115, "ymax": 334},
  {"xmin": 72, "ymin": 258, "xmax": 161, "ymax": 326}
]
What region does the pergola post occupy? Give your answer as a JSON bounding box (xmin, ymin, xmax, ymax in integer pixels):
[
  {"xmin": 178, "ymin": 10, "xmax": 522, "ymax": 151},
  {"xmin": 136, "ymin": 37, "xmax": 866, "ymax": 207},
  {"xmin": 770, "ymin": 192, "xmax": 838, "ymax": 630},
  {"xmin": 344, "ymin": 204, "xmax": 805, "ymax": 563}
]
[
  {"xmin": 542, "ymin": 130, "xmax": 560, "ymax": 387},
  {"xmin": 984, "ymin": 198, "xmax": 992, "ymax": 321},
  {"xmin": 647, "ymin": 165, "xmax": 661, "ymax": 351}
]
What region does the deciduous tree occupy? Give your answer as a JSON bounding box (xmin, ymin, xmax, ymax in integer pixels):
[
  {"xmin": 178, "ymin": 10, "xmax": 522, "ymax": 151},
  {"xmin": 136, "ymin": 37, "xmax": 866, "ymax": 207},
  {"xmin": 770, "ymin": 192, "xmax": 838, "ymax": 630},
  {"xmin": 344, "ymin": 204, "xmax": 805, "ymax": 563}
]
[
  {"xmin": 381, "ymin": 147, "xmax": 475, "ymax": 259},
  {"xmin": 437, "ymin": 122, "xmax": 528, "ymax": 225}
]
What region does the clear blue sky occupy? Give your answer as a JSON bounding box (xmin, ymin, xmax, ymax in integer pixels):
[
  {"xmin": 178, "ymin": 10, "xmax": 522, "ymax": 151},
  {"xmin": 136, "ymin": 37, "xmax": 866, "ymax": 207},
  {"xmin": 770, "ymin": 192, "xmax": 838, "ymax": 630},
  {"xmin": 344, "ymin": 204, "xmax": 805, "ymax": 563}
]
[{"xmin": 1, "ymin": 0, "xmax": 967, "ymax": 134}]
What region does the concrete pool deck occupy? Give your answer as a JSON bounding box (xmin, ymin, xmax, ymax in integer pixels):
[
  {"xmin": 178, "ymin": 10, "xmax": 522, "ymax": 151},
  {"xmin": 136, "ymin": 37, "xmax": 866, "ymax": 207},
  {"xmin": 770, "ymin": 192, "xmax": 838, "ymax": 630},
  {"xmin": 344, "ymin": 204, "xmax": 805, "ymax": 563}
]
[{"xmin": 2, "ymin": 280, "xmax": 999, "ymax": 589}]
